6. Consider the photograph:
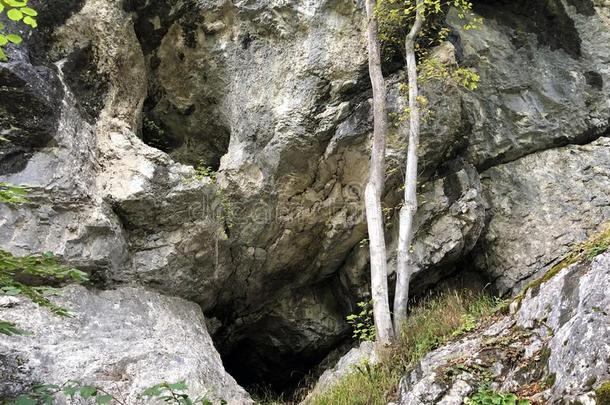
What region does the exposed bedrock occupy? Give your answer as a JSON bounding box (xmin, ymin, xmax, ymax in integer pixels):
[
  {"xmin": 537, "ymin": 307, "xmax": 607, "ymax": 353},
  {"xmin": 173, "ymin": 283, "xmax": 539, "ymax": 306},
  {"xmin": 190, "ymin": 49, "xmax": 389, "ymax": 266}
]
[
  {"xmin": 395, "ymin": 252, "xmax": 610, "ymax": 405},
  {"xmin": 0, "ymin": 286, "xmax": 253, "ymax": 404},
  {"xmin": 0, "ymin": 0, "xmax": 609, "ymax": 394}
]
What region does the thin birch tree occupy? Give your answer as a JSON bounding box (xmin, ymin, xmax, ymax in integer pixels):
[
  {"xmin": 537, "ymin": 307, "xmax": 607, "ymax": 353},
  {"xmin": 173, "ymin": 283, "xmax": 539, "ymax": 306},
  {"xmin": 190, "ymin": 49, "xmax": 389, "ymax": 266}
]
[
  {"xmin": 363, "ymin": 0, "xmax": 481, "ymax": 341},
  {"xmin": 364, "ymin": 0, "xmax": 395, "ymax": 345}
]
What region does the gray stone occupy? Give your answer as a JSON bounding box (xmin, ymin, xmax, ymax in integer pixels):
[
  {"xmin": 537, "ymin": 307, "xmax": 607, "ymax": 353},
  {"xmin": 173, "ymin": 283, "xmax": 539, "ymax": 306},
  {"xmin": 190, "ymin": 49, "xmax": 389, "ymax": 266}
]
[
  {"xmin": 301, "ymin": 341, "xmax": 378, "ymax": 404},
  {"xmin": 1, "ymin": 0, "xmax": 610, "ymax": 389},
  {"xmin": 474, "ymin": 138, "xmax": 610, "ymax": 294},
  {"xmin": 395, "ymin": 252, "xmax": 610, "ymax": 404},
  {"xmin": 0, "ymin": 286, "xmax": 252, "ymax": 404}
]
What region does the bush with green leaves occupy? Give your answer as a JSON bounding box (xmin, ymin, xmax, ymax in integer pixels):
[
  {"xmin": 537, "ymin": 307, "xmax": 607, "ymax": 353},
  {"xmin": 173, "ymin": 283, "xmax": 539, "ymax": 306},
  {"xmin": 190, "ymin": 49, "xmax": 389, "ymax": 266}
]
[
  {"xmin": 346, "ymin": 301, "xmax": 376, "ymax": 342},
  {"xmin": 375, "ymin": 0, "xmax": 482, "ymax": 60},
  {"xmin": 376, "ymin": 0, "xmax": 482, "ymax": 125},
  {"xmin": 465, "ymin": 387, "xmax": 530, "ymax": 405},
  {"xmin": 7, "ymin": 381, "xmax": 224, "ymax": 405},
  {"xmin": 0, "ymin": 0, "xmax": 38, "ymax": 61}
]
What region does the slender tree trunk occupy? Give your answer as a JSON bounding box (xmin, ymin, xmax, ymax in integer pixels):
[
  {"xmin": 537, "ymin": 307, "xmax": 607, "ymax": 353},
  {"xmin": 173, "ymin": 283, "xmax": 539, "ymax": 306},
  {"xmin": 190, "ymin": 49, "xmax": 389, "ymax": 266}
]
[
  {"xmin": 393, "ymin": 0, "xmax": 424, "ymax": 331},
  {"xmin": 364, "ymin": 0, "xmax": 394, "ymax": 344}
]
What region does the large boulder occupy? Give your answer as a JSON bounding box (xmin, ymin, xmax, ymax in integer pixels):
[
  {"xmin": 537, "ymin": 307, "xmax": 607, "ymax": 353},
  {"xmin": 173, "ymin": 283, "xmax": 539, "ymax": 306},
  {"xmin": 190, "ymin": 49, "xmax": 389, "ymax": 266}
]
[
  {"xmin": 474, "ymin": 138, "xmax": 610, "ymax": 294},
  {"xmin": 396, "ymin": 251, "xmax": 610, "ymax": 404},
  {"xmin": 0, "ymin": 286, "xmax": 252, "ymax": 404}
]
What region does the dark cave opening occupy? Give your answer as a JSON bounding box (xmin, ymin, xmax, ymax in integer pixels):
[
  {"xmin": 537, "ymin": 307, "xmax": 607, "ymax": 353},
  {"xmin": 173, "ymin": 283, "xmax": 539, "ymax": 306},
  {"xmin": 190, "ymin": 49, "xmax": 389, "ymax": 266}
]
[
  {"xmin": 210, "ymin": 277, "xmax": 355, "ymax": 398},
  {"xmin": 221, "ymin": 333, "xmax": 340, "ymax": 397},
  {"xmin": 212, "ymin": 259, "xmax": 495, "ymax": 399}
]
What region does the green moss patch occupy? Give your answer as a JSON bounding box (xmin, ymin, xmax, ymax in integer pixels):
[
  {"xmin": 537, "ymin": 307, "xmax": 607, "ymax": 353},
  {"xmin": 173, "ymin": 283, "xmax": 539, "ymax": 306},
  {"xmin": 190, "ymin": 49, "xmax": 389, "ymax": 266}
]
[
  {"xmin": 515, "ymin": 224, "xmax": 610, "ymax": 305},
  {"xmin": 596, "ymin": 381, "xmax": 610, "ymax": 405}
]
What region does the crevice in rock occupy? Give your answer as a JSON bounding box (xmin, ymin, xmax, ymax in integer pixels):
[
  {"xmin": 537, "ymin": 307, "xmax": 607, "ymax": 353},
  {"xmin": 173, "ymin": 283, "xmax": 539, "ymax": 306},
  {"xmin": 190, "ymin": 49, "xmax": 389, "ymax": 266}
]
[
  {"xmin": 60, "ymin": 45, "xmax": 109, "ymax": 123},
  {"xmin": 126, "ymin": 0, "xmax": 231, "ymax": 169},
  {"xmin": 476, "ymin": 119, "xmax": 610, "ymax": 172}
]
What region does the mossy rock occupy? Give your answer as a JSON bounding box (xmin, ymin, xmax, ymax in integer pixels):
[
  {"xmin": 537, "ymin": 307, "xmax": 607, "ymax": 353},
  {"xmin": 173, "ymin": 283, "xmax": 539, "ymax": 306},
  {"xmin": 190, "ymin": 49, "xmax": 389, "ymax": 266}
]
[
  {"xmin": 514, "ymin": 224, "xmax": 610, "ymax": 306},
  {"xmin": 596, "ymin": 381, "xmax": 610, "ymax": 405}
]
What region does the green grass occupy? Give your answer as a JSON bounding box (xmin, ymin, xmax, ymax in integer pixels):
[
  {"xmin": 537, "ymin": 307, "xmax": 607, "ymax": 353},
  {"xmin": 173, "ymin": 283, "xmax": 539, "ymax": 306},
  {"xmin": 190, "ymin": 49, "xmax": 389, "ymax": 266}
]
[{"xmin": 309, "ymin": 291, "xmax": 500, "ymax": 405}]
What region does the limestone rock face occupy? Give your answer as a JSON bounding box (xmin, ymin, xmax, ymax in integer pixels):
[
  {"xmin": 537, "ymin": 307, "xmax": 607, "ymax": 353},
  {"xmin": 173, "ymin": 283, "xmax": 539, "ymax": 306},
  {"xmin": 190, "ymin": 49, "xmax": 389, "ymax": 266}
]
[
  {"xmin": 0, "ymin": 286, "xmax": 253, "ymax": 404},
  {"xmin": 395, "ymin": 252, "xmax": 610, "ymax": 405},
  {"xmin": 0, "ymin": 0, "xmax": 610, "ymax": 392},
  {"xmin": 475, "ymin": 138, "xmax": 610, "ymax": 294}
]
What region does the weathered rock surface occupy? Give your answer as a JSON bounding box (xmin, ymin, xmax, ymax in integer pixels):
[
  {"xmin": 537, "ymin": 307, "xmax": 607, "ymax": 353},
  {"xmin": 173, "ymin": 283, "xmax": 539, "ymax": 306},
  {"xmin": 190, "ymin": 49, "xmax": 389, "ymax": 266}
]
[
  {"xmin": 475, "ymin": 138, "xmax": 610, "ymax": 294},
  {"xmin": 1, "ymin": 0, "xmax": 610, "ymax": 391},
  {"xmin": 302, "ymin": 341, "xmax": 378, "ymax": 404},
  {"xmin": 0, "ymin": 286, "xmax": 252, "ymax": 404},
  {"xmin": 396, "ymin": 252, "xmax": 610, "ymax": 405}
]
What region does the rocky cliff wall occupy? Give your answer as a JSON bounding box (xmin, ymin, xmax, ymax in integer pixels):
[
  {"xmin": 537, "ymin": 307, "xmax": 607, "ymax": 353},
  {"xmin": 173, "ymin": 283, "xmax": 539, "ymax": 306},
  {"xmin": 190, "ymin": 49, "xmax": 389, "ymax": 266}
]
[{"xmin": 0, "ymin": 0, "xmax": 609, "ymax": 395}]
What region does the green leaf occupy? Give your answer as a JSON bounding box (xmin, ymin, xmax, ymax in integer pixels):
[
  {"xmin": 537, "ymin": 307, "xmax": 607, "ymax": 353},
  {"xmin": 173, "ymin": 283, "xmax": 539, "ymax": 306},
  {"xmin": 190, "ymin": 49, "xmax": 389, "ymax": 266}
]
[
  {"xmin": 141, "ymin": 384, "xmax": 164, "ymax": 397},
  {"xmin": 79, "ymin": 386, "xmax": 97, "ymax": 398},
  {"xmin": 5, "ymin": 0, "xmax": 28, "ymax": 7},
  {"xmin": 23, "ymin": 16, "xmax": 37, "ymax": 28},
  {"xmin": 2, "ymin": 285, "xmax": 22, "ymax": 295},
  {"xmin": 0, "ymin": 48, "xmax": 7, "ymax": 62},
  {"xmin": 0, "ymin": 320, "xmax": 28, "ymax": 336},
  {"xmin": 95, "ymin": 394, "xmax": 113, "ymax": 404},
  {"xmin": 0, "ymin": 35, "xmax": 8, "ymax": 46},
  {"xmin": 168, "ymin": 381, "xmax": 188, "ymax": 391},
  {"xmin": 13, "ymin": 396, "xmax": 37, "ymax": 405},
  {"xmin": 0, "ymin": 4, "xmax": 4, "ymax": 13},
  {"xmin": 7, "ymin": 34, "xmax": 22, "ymax": 44},
  {"xmin": 7, "ymin": 8, "xmax": 24, "ymax": 21},
  {"xmin": 62, "ymin": 385, "xmax": 78, "ymax": 397},
  {"xmin": 19, "ymin": 6, "xmax": 37, "ymax": 16}
]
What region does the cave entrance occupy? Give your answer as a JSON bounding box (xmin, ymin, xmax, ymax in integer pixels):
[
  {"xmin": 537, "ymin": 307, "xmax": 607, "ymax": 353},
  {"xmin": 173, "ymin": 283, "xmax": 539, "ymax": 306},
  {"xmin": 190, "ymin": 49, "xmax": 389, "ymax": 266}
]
[
  {"xmin": 221, "ymin": 335, "xmax": 334, "ymax": 398},
  {"xmin": 211, "ymin": 278, "xmax": 354, "ymax": 399}
]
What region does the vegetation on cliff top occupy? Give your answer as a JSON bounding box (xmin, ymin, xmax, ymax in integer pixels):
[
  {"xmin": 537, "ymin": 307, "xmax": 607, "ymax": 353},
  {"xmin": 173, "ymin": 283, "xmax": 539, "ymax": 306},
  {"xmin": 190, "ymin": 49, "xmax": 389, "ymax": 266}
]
[{"xmin": 0, "ymin": 0, "xmax": 37, "ymax": 61}]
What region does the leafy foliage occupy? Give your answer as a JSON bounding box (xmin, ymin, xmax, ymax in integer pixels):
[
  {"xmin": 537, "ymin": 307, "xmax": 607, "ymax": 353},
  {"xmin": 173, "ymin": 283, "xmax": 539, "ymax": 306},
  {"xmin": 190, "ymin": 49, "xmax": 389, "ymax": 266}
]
[
  {"xmin": 346, "ymin": 301, "xmax": 376, "ymax": 342},
  {"xmin": 139, "ymin": 381, "xmax": 223, "ymax": 405},
  {"xmin": 0, "ymin": 0, "xmax": 38, "ymax": 61},
  {"xmin": 7, "ymin": 381, "xmax": 225, "ymax": 405},
  {"xmin": 376, "ymin": 0, "xmax": 481, "ymax": 125},
  {"xmin": 595, "ymin": 381, "xmax": 610, "ymax": 405},
  {"xmin": 0, "ymin": 250, "xmax": 89, "ymax": 335},
  {"xmin": 465, "ymin": 387, "xmax": 530, "ymax": 405},
  {"xmin": 0, "ymin": 182, "xmax": 29, "ymax": 204},
  {"xmin": 7, "ymin": 382, "xmax": 114, "ymax": 405},
  {"xmin": 0, "ymin": 319, "xmax": 26, "ymax": 335},
  {"xmin": 375, "ymin": 0, "xmax": 481, "ymax": 61},
  {"xmin": 193, "ymin": 161, "xmax": 217, "ymax": 182}
]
